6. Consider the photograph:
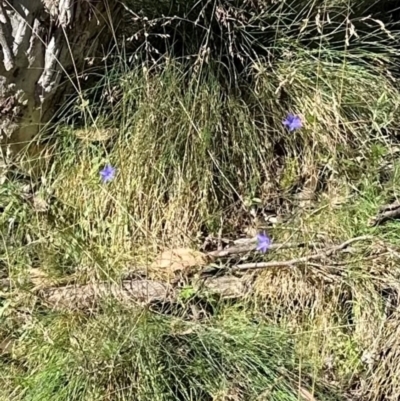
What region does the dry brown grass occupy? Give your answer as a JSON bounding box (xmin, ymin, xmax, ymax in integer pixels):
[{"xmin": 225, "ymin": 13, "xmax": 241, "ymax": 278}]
[{"xmin": 2, "ymin": 0, "xmax": 400, "ymax": 399}]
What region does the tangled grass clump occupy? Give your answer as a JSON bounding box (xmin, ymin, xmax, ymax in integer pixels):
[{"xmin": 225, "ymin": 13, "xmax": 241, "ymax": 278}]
[
  {"xmin": 2, "ymin": 0, "xmax": 400, "ymax": 400},
  {"xmin": 0, "ymin": 309, "xmax": 341, "ymax": 401}
]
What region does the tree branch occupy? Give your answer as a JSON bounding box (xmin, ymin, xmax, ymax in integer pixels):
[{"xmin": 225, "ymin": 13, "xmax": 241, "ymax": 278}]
[
  {"xmin": 1, "ymin": 236, "xmax": 374, "ymax": 311},
  {"xmin": 370, "ymin": 200, "xmax": 400, "ymax": 226},
  {"xmin": 207, "ymin": 240, "xmax": 321, "ymax": 258},
  {"xmin": 36, "ymin": 276, "xmax": 247, "ymax": 311},
  {"xmin": 233, "ymin": 235, "xmax": 372, "ymax": 271}
]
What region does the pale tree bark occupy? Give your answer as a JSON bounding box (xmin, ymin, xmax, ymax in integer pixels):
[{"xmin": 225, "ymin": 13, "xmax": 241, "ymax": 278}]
[
  {"xmin": 0, "ymin": 0, "xmax": 118, "ymax": 171},
  {"xmin": 38, "ymin": 276, "xmax": 248, "ymax": 311}
]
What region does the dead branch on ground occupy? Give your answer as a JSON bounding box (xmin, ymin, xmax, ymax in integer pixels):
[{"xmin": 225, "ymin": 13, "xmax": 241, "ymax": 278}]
[
  {"xmin": 2, "ymin": 236, "xmax": 374, "ymax": 311},
  {"xmin": 233, "ymin": 235, "xmax": 372, "ymax": 270},
  {"xmin": 370, "ymin": 201, "xmax": 400, "ymax": 226},
  {"xmin": 207, "ymin": 240, "xmax": 321, "ymax": 258}
]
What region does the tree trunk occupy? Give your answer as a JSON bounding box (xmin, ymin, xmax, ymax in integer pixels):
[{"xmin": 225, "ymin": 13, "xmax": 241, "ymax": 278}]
[{"xmin": 0, "ymin": 0, "xmax": 118, "ymax": 171}]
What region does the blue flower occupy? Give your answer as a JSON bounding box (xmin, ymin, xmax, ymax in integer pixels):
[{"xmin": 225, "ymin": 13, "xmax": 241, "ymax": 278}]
[
  {"xmin": 283, "ymin": 113, "xmax": 302, "ymax": 131},
  {"xmin": 256, "ymin": 233, "xmax": 271, "ymax": 253},
  {"xmin": 100, "ymin": 164, "xmax": 116, "ymax": 183}
]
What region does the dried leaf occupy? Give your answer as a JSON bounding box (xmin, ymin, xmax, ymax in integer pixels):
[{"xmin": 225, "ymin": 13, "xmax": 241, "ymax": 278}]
[{"xmin": 151, "ymin": 248, "xmax": 207, "ymax": 272}]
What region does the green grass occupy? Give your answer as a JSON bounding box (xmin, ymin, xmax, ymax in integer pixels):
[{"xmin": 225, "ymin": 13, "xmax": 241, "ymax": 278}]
[
  {"xmin": 2, "ymin": 0, "xmax": 400, "ymax": 400},
  {"xmin": 0, "ymin": 308, "xmax": 342, "ymax": 401}
]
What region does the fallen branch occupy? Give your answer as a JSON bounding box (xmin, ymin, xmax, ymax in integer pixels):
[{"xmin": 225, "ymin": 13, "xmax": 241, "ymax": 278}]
[
  {"xmin": 3, "ymin": 236, "xmax": 373, "ymax": 311},
  {"xmin": 38, "ymin": 280, "xmax": 175, "ymax": 310},
  {"xmin": 207, "ymin": 240, "xmax": 320, "ymax": 258},
  {"xmin": 370, "ymin": 200, "xmax": 400, "ymax": 226},
  {"xmin": 233, "ymin": 235, "xmax": 373, "ymax": 271},
  {"xmin": 37, "ymin": 276, "xmax": 247, "ymax": 311}
]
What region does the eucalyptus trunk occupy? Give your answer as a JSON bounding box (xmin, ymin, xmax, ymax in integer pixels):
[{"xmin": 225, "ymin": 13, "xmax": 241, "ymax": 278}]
[{"xmin": 0, "ymin": 0, "xmax": 118, "ymax": 170}]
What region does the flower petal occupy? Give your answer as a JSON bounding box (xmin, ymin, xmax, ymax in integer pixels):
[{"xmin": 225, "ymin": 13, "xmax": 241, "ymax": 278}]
[
  {"xmin": 283, "ymin": 113, "xmax": 302, "ymax": 131},
  {"xmin": 100, "ymin": 164, "xmax": 116, "ymax": 183},
  {"xmin": 256, "ymin": 233, "xmax": 271, "ymax": 253}
]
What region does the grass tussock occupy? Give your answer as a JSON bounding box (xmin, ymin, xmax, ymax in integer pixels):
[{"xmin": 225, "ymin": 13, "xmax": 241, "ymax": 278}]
[
  {"xmin": 0, "ymin": 309, "xmax": 341, "ymax": 401},
  {"xmin": 2, "ymin": 0, "xmax": 400, "ymax": 400},
  {"xmin": 39, "ymin": 55, "xmax": 400, "ymax": 261}
]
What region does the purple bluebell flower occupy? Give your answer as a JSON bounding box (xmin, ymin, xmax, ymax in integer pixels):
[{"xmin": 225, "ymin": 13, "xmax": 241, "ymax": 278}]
[
  {"xmin": 100, "ymin": 164, "xmax": 116, "ymax": 183},
  {"xmin": 256, "ymin": 233, "xmax": 271, "ymax": 253},
  {"xmin": 283, "ymin": 113, "xmax": 302, "ymax": 131}
]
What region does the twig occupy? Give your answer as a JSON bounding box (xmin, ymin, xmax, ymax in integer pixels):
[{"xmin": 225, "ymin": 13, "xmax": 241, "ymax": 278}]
[
  {"xmin": 379, "ymin": 201, "xmax": 400, "ymax": 212},
  {"xmin": 370, "ymin": 200, "xmax": 400, "ymax": 226},
  {"xmin": 207, "ymin": 241, "xmax": 321, "ymax": 258},
  {"xmin": 233, "ymin": 235, "xmax": 373, "ymax": 271}
]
